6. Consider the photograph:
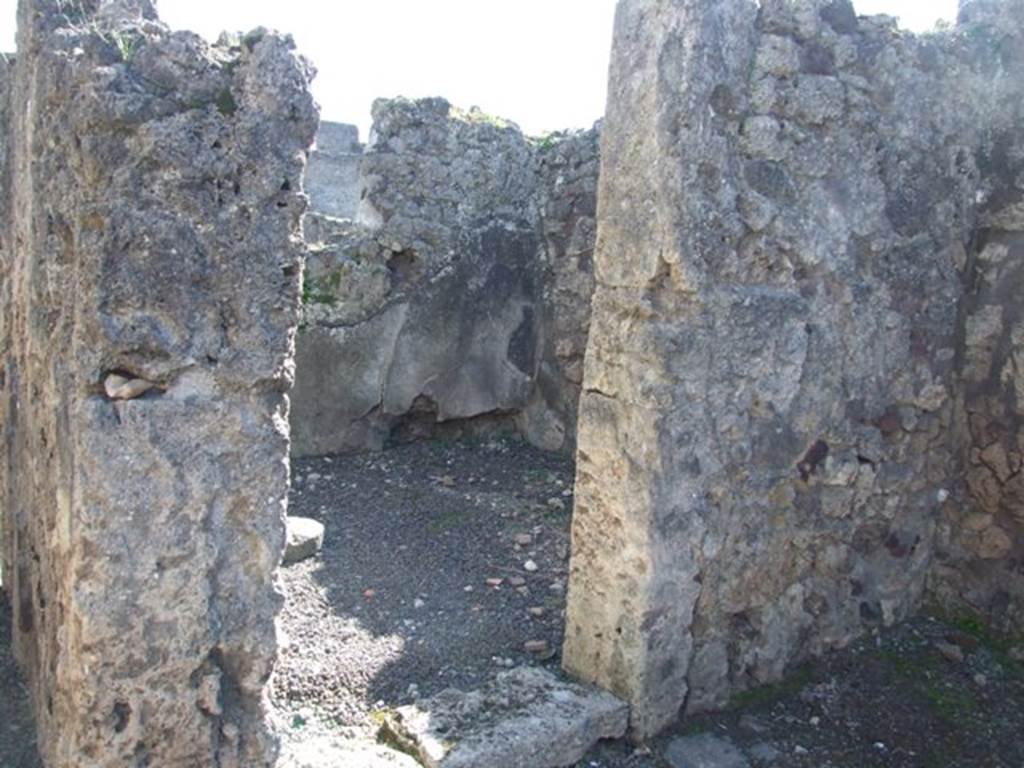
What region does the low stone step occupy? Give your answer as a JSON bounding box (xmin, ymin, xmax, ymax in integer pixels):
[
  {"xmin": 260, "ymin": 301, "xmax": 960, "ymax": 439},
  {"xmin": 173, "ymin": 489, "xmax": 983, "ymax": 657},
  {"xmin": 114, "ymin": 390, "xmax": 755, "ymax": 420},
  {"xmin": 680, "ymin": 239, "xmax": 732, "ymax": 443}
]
[
  {"xmin": 383, "ymin": 666, "xmax": 628, "ymax": 768},
  {"xmin": 278, "ymin": 734, "xmax": 419, "ymax": 767}
]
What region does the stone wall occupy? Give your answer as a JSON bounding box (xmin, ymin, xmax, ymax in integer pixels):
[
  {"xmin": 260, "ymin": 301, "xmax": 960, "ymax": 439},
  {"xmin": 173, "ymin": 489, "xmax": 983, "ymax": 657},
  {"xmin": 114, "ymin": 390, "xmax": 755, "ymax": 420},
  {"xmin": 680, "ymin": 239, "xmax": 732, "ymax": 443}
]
[
  {"xmin": 0, "ymin": 52, "xmax": 12, "ymax": 588},
  {"xmin": 291, "ymin": 99, "xmax": 599, "ymax": 457},
  {"xmin": 933, "ymin": 0, "xmax": 1024, "ymax": 632},
  {"xmin": 0, "ymin": 2, "xmax": 316, "ymax": 766},
  {"xmin": 305, "ymin": 121, "xmax": 362, "ymax": 220},
  {"xmin": 519, "ymin": 128, "xmax": 601, "ymax": 451},
  {"xmin": 563, "ymin": 0, "xmax": 1024, "ymax": 740}
]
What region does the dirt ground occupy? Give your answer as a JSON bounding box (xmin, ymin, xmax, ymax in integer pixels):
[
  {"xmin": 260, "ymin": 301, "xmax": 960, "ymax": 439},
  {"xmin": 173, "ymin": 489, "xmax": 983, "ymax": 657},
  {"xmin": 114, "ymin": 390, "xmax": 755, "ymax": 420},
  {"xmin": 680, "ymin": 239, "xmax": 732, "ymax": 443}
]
[
  {"xmin": 3, "ymin": 437, "xmax": 1023, "ymax": 767},
  {"xmin": 598, "ymin": 612, "xmax": 1024, "ymax": 768}
]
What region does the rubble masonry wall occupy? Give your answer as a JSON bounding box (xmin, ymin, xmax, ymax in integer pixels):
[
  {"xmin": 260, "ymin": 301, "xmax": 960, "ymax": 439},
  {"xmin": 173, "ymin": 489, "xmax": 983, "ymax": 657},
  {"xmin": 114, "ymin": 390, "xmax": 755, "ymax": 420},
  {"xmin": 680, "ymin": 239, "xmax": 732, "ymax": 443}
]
[{"xmin": 0, "ymin": 1, "xmax": 317, "ymax": 765}]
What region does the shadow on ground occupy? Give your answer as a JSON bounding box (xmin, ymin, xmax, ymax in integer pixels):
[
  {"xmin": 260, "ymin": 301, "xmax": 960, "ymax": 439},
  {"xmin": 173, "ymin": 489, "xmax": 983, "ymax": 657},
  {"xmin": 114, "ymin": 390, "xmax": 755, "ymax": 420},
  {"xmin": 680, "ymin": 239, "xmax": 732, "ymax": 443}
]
[{"xmin": 1, "ymin": 593, "xmax": 42, "ymax": 768}]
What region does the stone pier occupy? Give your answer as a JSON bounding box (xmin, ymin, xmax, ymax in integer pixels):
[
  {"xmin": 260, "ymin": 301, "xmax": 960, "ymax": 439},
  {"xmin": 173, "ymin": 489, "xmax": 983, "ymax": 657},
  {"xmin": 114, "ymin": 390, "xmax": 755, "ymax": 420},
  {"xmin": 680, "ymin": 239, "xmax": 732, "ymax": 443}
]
[
  {"xmin": 0, "ymin": 1, "xmax": 317, "ymax": 765},
  {"xmin": 564, "ymin": 0, "xmax": 1024, "ymax": 739}
]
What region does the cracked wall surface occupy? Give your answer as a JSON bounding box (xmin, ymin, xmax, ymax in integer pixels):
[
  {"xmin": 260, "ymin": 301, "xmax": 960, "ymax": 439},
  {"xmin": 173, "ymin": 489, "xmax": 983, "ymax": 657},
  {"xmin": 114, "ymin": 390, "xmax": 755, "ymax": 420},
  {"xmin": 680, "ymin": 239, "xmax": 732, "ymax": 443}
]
[
  {"xmin": 290, "ymin": 98, "xmax": 599, "ymax": 457},
  {"xmin": 563, "ymin": 0, "xmax": 1024, "ymax": 740},
  {"xmin": 0, "ymin": 1, "xmax": 317, "ymax": 765}
]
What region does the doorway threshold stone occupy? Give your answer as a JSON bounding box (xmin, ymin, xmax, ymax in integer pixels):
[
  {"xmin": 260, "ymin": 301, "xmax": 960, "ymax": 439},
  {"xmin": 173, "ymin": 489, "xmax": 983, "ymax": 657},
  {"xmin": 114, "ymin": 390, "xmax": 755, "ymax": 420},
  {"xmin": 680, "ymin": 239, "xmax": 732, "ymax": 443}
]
[
  {"xmin": 383, "ymin": 666, "xmax": 628, "ymax": 768},
  {"xmin": 278, "ymin": 733, "xmax": 419, "ymax": 768}
]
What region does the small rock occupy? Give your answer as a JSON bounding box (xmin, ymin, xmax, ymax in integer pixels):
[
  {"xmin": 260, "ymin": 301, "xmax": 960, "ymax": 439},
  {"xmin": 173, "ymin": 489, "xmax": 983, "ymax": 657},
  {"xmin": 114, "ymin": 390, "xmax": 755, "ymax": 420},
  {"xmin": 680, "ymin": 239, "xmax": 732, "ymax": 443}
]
[
  {"xmin": 793, "ymin": 745, "xmax": 808, "ymax": 755},
  {"xmin": 973, "ymin": 673, "xmax": 987, "ymax": 687},
  {"xmin": 486, "ymin": 578, "xmax": 505, "ymax": 588},
  {"xmin": 509, "ymin": 576, "xmax": 527, "ymax": 587},
  {"xmin": 104, "ymin": 373, "xmax": 156, "ymax": 400},
  {"xmin": 809, "ymin": 716, "xmax": 820, "ymax": 727},
  {"xmin": 463, "ymin": 585, "xmax": 474, "ymax": 593},
  {"xmin": 947, "ymin": 631, "xmax": 980, "ymax": 650},
  {"xmin": 748, "ymin": 742, "xmax": 781, "ymax": 766},
  {"xmin": 738, "ymin": 715, "xmax": 770, "ymax": 736},
  {"xmin": 664, "ymin": 734, "xmax": 751, "ymax": 768},
  {"xmin": 439, "ymin": 475, "xmax": 456, "ymax": 487},
  {"xmin": 936, "ymin": 641, "xmax": 964, "ymax": 663},
  {"xmin": 524, "ymin": 640, "xmax": 550, "ymax": 654},
  {"xmin": 363, "ymin": 589, "xmax": 376, "ymax": 600},
  {"xmin": 283, "ymin": 517, "xmax": 325, "ymax": 564},
  {"xmin": 546, "ymin": 497, "xmax": 566, "ymax": 511},
  {"xmin": 524, "ymin": 560, "xmax": 539, "ymax": 572},
  {"xmin": 528, "ymin": 607, "xmax": 546, "ymax": 618},
  {"xmin": 413, "ymin": 598, "xmax": 426, "ymax": 609},
  {"xmin": 1008, "ymin": 646, "xmax": 1024, "ymax": 662},
  {"xmin": 514, "ymin": 533, "xmax": 534, "ymax": 546}
]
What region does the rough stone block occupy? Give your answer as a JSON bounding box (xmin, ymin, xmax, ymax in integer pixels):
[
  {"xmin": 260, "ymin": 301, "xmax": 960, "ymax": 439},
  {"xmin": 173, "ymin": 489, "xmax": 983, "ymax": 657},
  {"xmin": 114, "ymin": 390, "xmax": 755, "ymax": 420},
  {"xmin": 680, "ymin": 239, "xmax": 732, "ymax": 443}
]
[
  {"xmin": 384, "ymin": 667, "xmax": 628, "ymax": 768},
  {"xmin": 306, "ymin": 120, "xmax": 363, "ymax": 220},
  {"xmin": 284, "ymin": 517, "xmax": 326, "ymax": 565}
]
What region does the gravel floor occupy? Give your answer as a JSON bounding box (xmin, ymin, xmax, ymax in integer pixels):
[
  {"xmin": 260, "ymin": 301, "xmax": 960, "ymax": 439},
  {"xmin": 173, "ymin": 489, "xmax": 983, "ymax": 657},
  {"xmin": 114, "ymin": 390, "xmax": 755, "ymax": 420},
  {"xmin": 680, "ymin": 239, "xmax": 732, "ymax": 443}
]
[{"xmin": 272, "ymin": 437, "xmax": 575, "ymax": 734}]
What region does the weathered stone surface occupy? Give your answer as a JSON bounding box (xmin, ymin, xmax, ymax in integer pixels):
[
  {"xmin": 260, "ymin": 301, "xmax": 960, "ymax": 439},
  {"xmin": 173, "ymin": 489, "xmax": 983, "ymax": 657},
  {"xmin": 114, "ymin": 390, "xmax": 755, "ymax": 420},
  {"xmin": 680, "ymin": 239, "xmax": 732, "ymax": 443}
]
[
  {"xmin": 933, "ymin": 0, "xmax": 1024, "ymax": 631},
  {"xmin": 384, "ymin": 666, "xmax": 628, "ymax": 768},
  {"xmin": 519, "ymin": 126, "xmax": 601, "ymax": 451},
  {"xmin": 291, "ymin": 100, "xmax": 599, "ymax": 457},
  {"xmin": 664, "ymin": 734, "xmax": 751, "ymax": 768},
  {"xmin": 284, "ymin": 517, "xmax": 325, "ymax": 564},
  {"xmin": 277, "ymin": 735, "xmax": 419, "ymax": 768},
  {"xmin": 305, "ymin": 121, "xmax": 362, "ymax": 220},
  {"xmin": 0, "ymin": 2, "xmax": 317, "ymax": 766},
  {"xmin": 563, "ymin": 0, "xmax": 1024, "ymax": 740}
]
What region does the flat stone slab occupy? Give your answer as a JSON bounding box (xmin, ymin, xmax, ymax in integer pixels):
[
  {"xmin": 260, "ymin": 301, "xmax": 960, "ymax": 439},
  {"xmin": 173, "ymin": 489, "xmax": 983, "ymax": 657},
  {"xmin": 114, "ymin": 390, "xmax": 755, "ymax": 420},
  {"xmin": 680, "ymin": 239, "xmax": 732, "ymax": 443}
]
[
  {"xmin": 278, "ymin": 735, "xmax": 418, "ymax": 768},
  {"xmin": 384, "ymin": 666, "xmax": 628, "ymax": 768},
  {"xmin": 284, "ymin": 517, "xmax": 326, "ymax": 564},
  {"xmin": 664, "ymin": 734, "xmax": 751, "ymax": 768}
]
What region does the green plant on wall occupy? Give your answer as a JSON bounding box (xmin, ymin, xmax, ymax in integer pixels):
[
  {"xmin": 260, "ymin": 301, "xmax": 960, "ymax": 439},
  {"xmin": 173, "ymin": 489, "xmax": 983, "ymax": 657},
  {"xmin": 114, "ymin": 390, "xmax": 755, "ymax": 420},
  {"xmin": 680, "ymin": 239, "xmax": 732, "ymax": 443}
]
[
  {"xmin": 454, "ymin": 105, "xmax": 513, "ymax": 130},
  {"xmin": 302, "ymin": 269, "xmax": 345, "ymax": 306},
  {"xmin": 215, "ymin": 88, "xmax": 237, "ymax": 116},
  {"xmin": 111, "ymin": 29, "xmax": 141, "ymax": 62},
  {"xmin": 533, "ymin": 131, "xmax": 562, "ymax": 151}
]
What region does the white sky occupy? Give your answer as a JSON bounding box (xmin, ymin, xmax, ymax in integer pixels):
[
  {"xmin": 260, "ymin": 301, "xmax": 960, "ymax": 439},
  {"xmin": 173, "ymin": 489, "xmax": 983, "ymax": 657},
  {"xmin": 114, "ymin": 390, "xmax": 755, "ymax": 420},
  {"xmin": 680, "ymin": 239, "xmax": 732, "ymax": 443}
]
[{"xmin": 0, "ymin": 0, "xmax": 958, "ymax": 139}]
